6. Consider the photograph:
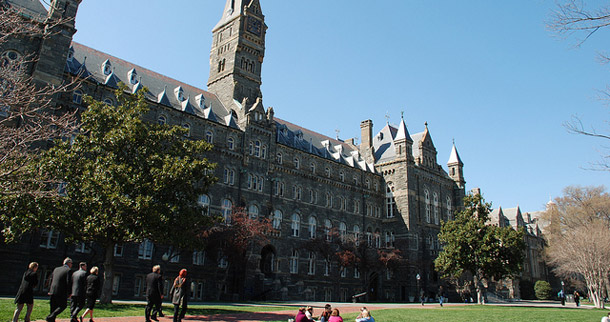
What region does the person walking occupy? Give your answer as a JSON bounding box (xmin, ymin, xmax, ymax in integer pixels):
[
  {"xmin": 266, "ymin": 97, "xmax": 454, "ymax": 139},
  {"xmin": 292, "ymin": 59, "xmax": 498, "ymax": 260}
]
[
  {"xmin": 80, "ymin": 266, "xmax": 100, "ymax": 322},
  {"xmin": 574, "ymin": 291, "xmax": 581, "ymax": 307},
  {"xmin": 70, "ymin": 262, "xmax": 87, "ymax": 322},
  {"xmin": 558, "ymin": 289, "xmax": 565, "ymax": 306},
  {"xmin": 145, "ymin": 265, "xmax": 164, "ymax": 322},
  {"xmin": 47, "ymin": 257, "xmax": 73, "ymax": 322},
  {"xmin": 170, "ymin": 269, "xmax": 189, "ymax": 322},
  {"xmin": 13, "ymin": 262, "xmax": 39, "ymax": 322}
]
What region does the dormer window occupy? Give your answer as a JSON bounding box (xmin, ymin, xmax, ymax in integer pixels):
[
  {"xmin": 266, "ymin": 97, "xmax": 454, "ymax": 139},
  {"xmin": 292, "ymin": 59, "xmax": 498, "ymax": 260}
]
[
  {"xmin": 102, "ymin": 60, "xmax": 112, "ymax": 76},
  {"xmin": 174, "ymin": 86, "xmax": 185, "ymax": 102},
  {"xmin": 128, "ymin": 69, "xmax": 138, "ymax": 85},
  {"xmin": 196, "ymin": 94, "xmax": 205, "ymax": 109},
  {"xmin": 295, "ymin": 130, "xmax": 303, "ymax": 140},
  {"xmin": 66, "ymin": 47, "xmax": 74, "ymax": 62}
]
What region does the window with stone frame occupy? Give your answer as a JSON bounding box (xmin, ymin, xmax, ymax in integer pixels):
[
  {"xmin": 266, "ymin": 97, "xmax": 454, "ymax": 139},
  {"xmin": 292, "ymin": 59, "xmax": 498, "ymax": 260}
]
[
  {"xmin": 192, "ymin": 250, "xmax": 205, "ymax": 266},
  {"xmin": 374, "ymin": 229, "xmax": 381, "ymax": 248},
  {"xmin": 294, "ymin": 156, "xmax": 300, "ymax": 169},
  {"xmin": 386, "ymin": 185, "xmax": 397, "ymax": 218},
  {"xmin": 198, "ymin": 194, "xmax": 210, "ymax": 215},
  {"xmin": 354, "ymin": 266, "xmax": 360, "ymax": 279},
  {"xmin": 291, "ymin": 213, "xmax": 300, "ymax": 237},
  {"xmin": 310, "ymin": 162, "xmax": 315, "ymax": 174},
  {"xmin": 365, "ymin": 179, "xmax": 371, "ymax": 189},
  {"xmin": 227, "ymin": 137, "xmax": 235, "ymax": 150},
  {"xmin": 273, "ymin": 181, "xmax": 285, "ymax": 197},
  {"xmin": 114, "ymin": 244, "xmax": 124, "ymax": 257},
  {"xmin": 324, "ymin": 219, "xmax": 332, "ymax": 242},
  {"xmin": 339, "ymin": 171, "xmax": 345, "ymax": 182},
  {"xmin": 433, "ymin": 192, "xmax": 440, "ymax": 225},
  {"xmin": 425, "ymin": 189, "xmax": 431, "ymax": 223},
  {"xmin": 272, "ymin": 210, "xmax": 282, "ymax": 230},
  {"xmin": 276, "ymin": 152, "xmax": 282, "ymax": 164},
  {"xmin": 324, "ymin": 259, "xmax": 331, "ymax": 276},
  {"xmin": 366, "ymin": 227, "xmax": 373, "ymax": 247},
  {"xmin": 221, "ymin": 198, "xmax": 232, "ymax": 224},
  {"xmin": 72, "ymin": 90, "xmax": 83, "ymax": 104},
  {"xmin": 307, "ymin": 252, "xmax": 316, "ymax": 275},
  {"xmin": 289, "ymin": 249, "xmax": 299, "ymax": 274},
  {"xmin": 248, "ymin": 204, "xmax": 259, "ymax": 219},
  {"xmin": 353, "ymin": 200, "xmax": 360, "ymax": 214},
  {"xmin": 308, "ymin": 216, "xmax": 317, "ymax": 239},
  {"xmin": 39, "ymin": 229, "xmax": 60, "ymax": 249},
  {"xmin": 157, "ymin": 115, "xmax": 167, "ymax": 125},
  {"xmin": 340, "ymin": 266, "xmax": 346, "ymax": 278},
  {"xmin": 353, "ymin": 225, "xmax": 361, "ymax": 246},
  {"xmin": 325, "ymin": 167, "xmax": 331, "ymax": 178},
  {"xmin": 138, "ymin": 239, "xmax": 154, "ymax": 260},
  {"xmin": 254, "ymin": 140, "xmax": 261, "ymax": 157},
  {"xmin": 446, "ymin": 196, "xmax": 453, "ymax": 220},
  {"xmin": 205, "ymin": 130, "xmax": 213, "ymax": 143},
  {"xmin": 339, "ymin": 222, "xmax": 347, "ymax": 242},
  {"xmin": 325, "ymin": 192, "xmax": 332, "ymax": 208}
]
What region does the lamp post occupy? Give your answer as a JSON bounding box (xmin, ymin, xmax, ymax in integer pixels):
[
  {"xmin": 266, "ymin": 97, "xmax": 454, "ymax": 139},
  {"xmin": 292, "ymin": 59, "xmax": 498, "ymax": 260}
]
[
  {"xmin": 416, "ymin": 273, "xmax": 421, "ymax": 305},
  {"xmin": 560, "ymin": 281, "xmax": 565, "ymax": 306}
]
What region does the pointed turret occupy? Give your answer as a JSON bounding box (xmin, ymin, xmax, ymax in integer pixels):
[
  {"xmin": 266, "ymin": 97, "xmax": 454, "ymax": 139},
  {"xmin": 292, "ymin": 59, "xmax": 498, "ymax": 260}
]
[
  {"xmin": 447, "ymin": 142, "xmax": 465, "ymax": 188},
  {"xmin": 393, "ymin": 114, "xmax": 413, "ymax": 161}
]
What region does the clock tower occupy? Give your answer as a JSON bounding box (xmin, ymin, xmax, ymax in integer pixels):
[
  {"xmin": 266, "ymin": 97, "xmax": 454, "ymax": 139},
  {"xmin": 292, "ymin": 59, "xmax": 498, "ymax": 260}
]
[{"xmin": 208, "ymin": 0, "xmax": 266, "ymax": 119}]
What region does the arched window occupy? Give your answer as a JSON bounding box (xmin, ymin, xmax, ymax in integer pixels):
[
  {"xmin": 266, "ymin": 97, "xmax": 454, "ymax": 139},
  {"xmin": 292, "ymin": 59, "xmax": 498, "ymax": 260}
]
[
  {"xmin": 248, "ymin": 204, "xmax": 259, "ymax": 219},
  {"xmin": 157, "ymin": 115, "xmax": 167, "ymax": 125},
  {"xmin": 325, "ymin": 167, "xmax": 331, "ymax": 178},
  {"xmin": 324, "ymin": 259, "xmax": 331, "ymax": 276},
  {"xmin": 425, "ymin": 189, "xmax": 431, "ymax": 223},
  {"xmin": 386, "ymin": 185, "xmax": 397, "ymax": 218},
  {"xmin": 276, "ymin": 152, "xmax": 283, "ymax": 164},
  {"xmin": 221, "ymin": 198, "xmax": 232, "ymax": 224},
  {"xmin": 291, "ymin": 213, "xmax": 300, "ymax": 237},
  {"xmin": 273, "ymin": 210, "xmax": 282, "ymax": 230},
  {"xmin": 289, "ymin": 249, "xmax": 299, "ymax": 274},
  {"xmin": 103, "ymin": 98, "xmax": 113, "ymax": 106},
  {"xmin": 205, "ymin": 131, "xmax": 213, "ymax": 143},
  {"xmin": 446, "ymin": 196, "xmax": 453, "ymax": 220},
  {"xmin": 183, "ymin": 123, "xmax": 191, "ymax": 137},
  {"xmin": 325, "ymin": 219, "xmax": 332, "ymax": 242},
  {"xmin": 339, "ymin": 171, "xmax": 345, "ymax": 182},
  {"xmin": 307, "ymin": 252, "xmax": 316, "ymax": 275},
  {"xmin": 310, "ymin": 162, "xmax": 315, "ymax": 174},
  {"xmin": 365, "ymin": 179, "xmax": 371, "ymax": 189},
  {"xmin": 294, "ymin": 157, "xmax": 300, "ymax": 169},
  {"xmin": 197, "ymin": 194, "xmax": 210, "ymax": 216},
  {"xmin": 261, "ymin": 145, "xmax": 267, "ymax": 159},
  {"xmin": 308, "ymin": 216, "xmax": 317, "ymax": 239},
  {"xmin": 325, "ymin": 192, "xmax": 332, "ymax": 208},
  {"xmin": 353, "ymin": 225, "xmax": 361, "ymax": 245},
  {"xmin": 374, "ymin": 229, "xmax": 381, "ymax": 248},
  {"xmin": 227, "ymin": 137, "xmax": 235, "ymax": 150},
  {"xmin": 339, "ymin": 222, "xmax": 347, "ymax": 241},
  {"xmin": 254, "ymin": 140, "xmax": 261, "ymax": 157},
  {"xmin": 433, "ymin": 192, "xmax": 440, "ymax": 225},
  {"xmin": 366, "ymin": 227, "xmax": 373, "ymax": 247}
]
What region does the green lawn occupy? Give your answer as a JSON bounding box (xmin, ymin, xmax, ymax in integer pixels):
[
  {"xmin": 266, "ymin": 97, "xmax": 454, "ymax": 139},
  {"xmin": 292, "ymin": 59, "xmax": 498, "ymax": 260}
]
[
  {"xmin": 273, "ymin": 305, "xmax": 609, "ymax": 322},
  {"xmin": 1, "ymin": 298, "xmax": 289, "ymax": 321}
]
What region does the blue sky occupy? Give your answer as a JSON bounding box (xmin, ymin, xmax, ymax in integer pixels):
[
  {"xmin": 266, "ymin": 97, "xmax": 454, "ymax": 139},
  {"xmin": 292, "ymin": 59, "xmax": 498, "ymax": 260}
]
[{"xmin": 69, "ymin": 0, "xmax": 609, "ymax": 212}]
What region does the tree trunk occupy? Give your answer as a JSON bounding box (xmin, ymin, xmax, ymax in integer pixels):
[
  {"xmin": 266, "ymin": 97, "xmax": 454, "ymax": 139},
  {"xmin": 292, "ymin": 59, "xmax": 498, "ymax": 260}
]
[
  {"xmin": 474, "ymin": 275, "xmax": 486, "ymax": 305},
  {"xmin": 99, "ymin": 244, "xmax": 115, "ymax": 304}
]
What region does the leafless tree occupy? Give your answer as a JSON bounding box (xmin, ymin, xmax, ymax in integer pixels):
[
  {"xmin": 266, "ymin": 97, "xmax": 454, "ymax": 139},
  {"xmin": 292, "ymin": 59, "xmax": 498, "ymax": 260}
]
[
  {"xmin": 542, "ymin": 185, "xmax": 610, "ymax": 308},
  {"xmin": 548, "ymin": 1, "xmax": 610, "ymax": 170},
  {"xmin": 0, "ymin": 4, "xmax": 78, "ymax": 197}
]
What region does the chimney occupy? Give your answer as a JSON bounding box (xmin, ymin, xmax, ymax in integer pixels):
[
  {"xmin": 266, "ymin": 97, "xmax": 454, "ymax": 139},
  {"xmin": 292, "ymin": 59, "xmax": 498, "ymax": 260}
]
[{"xmin": 360, "ymin": 119, "xmax": 373, "ymax": 149}]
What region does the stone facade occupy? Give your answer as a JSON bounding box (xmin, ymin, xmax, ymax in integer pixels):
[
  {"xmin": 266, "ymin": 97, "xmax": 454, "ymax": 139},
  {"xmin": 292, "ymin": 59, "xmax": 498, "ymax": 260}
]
[{"xmin": 0, "ymin": 0, "xmax": 465, "ymax": 302}]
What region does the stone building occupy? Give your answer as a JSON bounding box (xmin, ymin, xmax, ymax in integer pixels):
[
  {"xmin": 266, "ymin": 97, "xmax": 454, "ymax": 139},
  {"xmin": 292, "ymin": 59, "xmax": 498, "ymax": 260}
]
[{"xmin": 0, "ymin": 0, "xmax": 466, "ymax": 302}]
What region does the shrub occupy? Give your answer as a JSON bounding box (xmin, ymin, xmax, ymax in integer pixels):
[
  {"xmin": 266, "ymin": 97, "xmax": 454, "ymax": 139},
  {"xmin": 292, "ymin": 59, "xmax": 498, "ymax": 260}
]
[{"xmin": 534, "ymin": 280, "xmax": 552, "ymax": 300}]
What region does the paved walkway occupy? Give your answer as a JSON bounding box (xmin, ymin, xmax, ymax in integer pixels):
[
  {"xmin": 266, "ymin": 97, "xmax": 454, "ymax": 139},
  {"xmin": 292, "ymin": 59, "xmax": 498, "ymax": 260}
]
[{"xmin": 30, "ymin": 300, "xmax": 591, "ymax": 322}]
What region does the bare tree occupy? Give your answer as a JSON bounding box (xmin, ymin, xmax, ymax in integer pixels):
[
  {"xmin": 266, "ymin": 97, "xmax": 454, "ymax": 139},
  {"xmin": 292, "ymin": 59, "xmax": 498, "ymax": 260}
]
[
  {"xmin": 542, "ymin": 185, "xmax": 610, "ymax": 308},
  {"xmin": 548, "ymin": 1, "xmax": 610, "ymax": 170},
  {"xmin": 0, "ymin": 4, "xmax": 78, "ymax": 197}
]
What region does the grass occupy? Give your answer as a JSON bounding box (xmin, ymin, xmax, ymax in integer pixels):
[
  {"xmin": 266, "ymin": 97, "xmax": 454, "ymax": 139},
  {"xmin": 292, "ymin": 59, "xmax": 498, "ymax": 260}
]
[
  {"xmin": 271, "ymin": 305, "xmax": 610, "ymax": 322},
  {"xmin": 3, "ymin": 298, "xmax": 609, "ymax": 322},
  {"xmin": 1, "ymin": 298, "xmax": 289, "ymax": 321}
]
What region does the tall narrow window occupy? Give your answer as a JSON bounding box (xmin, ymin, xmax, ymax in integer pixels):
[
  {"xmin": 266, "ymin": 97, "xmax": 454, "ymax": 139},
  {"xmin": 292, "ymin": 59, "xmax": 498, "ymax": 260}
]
[
  {"xmin": 425, "ymin": 189, "xmax": 431, "ymax": 223},
  {"xmin": 138, "ymin": 239, "xmax": 154, "ymax": 260},
  {"xmin": 308, "ymin": 216, "xmax": 317, "ymax": 239},
  {"xmin": 339, "ymin": 222, "xmax": 347, "ymax": 241},
  {"xmin": 446, "ymin": 196, "xmax": 453, "ymax": 220},
  {"xmin": 291, "ymin": 213, "xmax": 300, "ymax": 237},
  {"xmin": 221, "ymin": 198, "xmax": 232, "ymax": 224},
  {"xmin": 198, "ymin": 194, "xmax": 210, "ymax": 215},
  {"xmin": 386, "ymin": 185, "xmax": 397, "ymax": 218},
  {"xmin": 273, "ymin": 210, "xmax": 282, "ymax": 230},
  {"xmin": 227, "ymin": 137, "xmax": 235, "ymax": 150},
  {"xmin": 325, "ymin": 219, "xmax": 332, "ymax": 242},
  {"xmin": 248, "ymin": 204, "xmax": 259, "ymax": 219},
  {"xmin": 433, "ymin": 192, "xmax": 440, "ymax": 225},
  {"xmin": 307, "ymin": 252, "xmax": 316, "ymax": 275},
  {"xmin": 290, "ymin": 250, "xmax": 299, "ymax": 274}
]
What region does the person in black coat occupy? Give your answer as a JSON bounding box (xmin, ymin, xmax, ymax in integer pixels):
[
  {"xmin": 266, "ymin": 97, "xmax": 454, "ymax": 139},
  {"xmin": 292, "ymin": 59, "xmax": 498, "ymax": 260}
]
[
  {"xmin": 80, "ymin": 266, "xmax": 101, "ymax": 322},
  {"xmin": 46, "ymin": 257, "xmax": 73, "ymax": 322},
  {"xmin": 70, "ymin": 262, "xmax": 88, "ymax": 322},
  {"xmin": 13, "ymin": 262, "xmax": 39, "ymax": 322},
  {"xmin": 145, "ymin": 265, "xmax": 164, "ymax": 322},
  {"xmin": 170, "ymin": 269, "xmax": 189, "ymax": 322}
]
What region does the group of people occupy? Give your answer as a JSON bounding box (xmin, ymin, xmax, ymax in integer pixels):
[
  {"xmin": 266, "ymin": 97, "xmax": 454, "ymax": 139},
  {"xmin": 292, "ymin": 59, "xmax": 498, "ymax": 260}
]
[
  {"xmin": 145, "ymin": 265, "xmax": 189, "ymax": 322},
  {"xmin": 12, "ymin": 257, "xmax": 100, "ymax": 322},
  {"xmin": 295, "ymin": 305, "xmax": 374, "ymax": 322}
]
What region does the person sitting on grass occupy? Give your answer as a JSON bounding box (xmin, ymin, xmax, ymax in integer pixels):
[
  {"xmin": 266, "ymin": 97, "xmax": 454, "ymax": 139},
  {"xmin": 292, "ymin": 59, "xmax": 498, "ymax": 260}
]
[
  {"xmin": 295, "ymin": 307, "xmax": 313, "ymax": 322},
  {"xmin": 328, "ymin": 308, "xmax": 343, "ymax": 322},
  {"xmin": 355, "ymin": 308, "xmax": 374, "ymax": 322},
  {"xmin": 601, "ymin": 312, "xmax": 610, "ymax": 322}
]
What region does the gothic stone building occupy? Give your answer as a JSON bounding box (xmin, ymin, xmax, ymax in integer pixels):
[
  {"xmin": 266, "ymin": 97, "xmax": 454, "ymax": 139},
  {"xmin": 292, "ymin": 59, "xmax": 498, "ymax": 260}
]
[{"xmin": 0, "ymin": 0, "xmax": 466, "ymax": 302}]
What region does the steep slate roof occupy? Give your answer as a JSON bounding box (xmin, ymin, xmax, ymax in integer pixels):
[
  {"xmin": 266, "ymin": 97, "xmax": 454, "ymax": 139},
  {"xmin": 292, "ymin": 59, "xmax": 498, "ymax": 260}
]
[
  {"xmin": 275, "ymin": 118, "xmax": 375, "ymax": 173},
  {"xmin": 372, "ymin": 123, "xmax": 399, "ymax": 163},
  {"xmin": 503, "ymin": 206, "xmax": 524, "ymax": 230},
  {"xmin": 448, "ymin": 143, "xmax": 463, "ymax": 165},
  {"xmin": 68, "ymin": 42, "xmax": 230, "ymax": 125},
  {"xmin": 7, "ymin": 0, "xmax": 47, "ymax": 21}
]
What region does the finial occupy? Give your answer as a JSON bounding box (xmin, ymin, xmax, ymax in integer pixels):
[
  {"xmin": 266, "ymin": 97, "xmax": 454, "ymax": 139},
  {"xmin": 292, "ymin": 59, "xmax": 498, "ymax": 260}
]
[
  {"xmin": 452, "ymin": 138, "xmax": 455, "ymax": 145},
  {"xmin": 401, "ymin": 111, "xmax": 404, "ymax": 119},
  {"xmin": 335, "ymin": 129, "xmax": 340, "ymax": 140},
  {"xmin": 424, "ymin": 121, "xmax": 428, "ymax": 129},
  {"xmin": 385, "ymin": 112, "xmax": 390, "ymax": 124}
]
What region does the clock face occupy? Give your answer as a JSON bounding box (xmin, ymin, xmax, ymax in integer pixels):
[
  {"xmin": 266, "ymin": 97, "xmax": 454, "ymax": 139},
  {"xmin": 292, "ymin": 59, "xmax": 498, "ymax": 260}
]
[{"xmin": 246, "ymin": 17, "xmax": 262, "ymax": 36}]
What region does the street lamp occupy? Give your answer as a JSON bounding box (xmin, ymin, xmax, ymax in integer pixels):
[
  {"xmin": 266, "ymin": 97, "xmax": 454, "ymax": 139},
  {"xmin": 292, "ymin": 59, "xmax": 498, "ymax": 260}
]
[
  {"xmin": 560, "ymin": 281, "xmax": 565, "ymax": 306},
  {"xmin": 416, "ymin": 273, "xmax": 421, "ymax": 305}
]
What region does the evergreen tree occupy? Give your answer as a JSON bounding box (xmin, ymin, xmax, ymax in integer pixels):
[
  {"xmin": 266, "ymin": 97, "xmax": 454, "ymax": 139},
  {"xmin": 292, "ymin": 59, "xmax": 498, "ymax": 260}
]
[{"xmin": 434, "ymin": 194, "xmax": 525, "ymax": 304}]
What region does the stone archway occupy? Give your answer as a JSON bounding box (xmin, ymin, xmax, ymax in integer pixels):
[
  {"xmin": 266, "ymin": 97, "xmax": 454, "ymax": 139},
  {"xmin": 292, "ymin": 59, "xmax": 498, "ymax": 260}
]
[{"xmin": 260, "ymin": 244, "xmax": 276, "ymax": 278}]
